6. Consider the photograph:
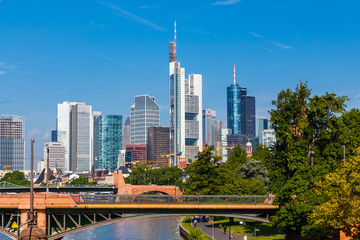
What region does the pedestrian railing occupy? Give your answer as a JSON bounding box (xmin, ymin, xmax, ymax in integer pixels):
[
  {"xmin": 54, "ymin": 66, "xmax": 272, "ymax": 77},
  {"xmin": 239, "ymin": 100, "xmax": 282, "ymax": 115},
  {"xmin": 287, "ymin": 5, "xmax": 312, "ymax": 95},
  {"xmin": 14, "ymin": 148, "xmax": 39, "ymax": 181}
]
[{"xmin": 72, "ymin": 194, "xmax": 272, "ymax": 205}]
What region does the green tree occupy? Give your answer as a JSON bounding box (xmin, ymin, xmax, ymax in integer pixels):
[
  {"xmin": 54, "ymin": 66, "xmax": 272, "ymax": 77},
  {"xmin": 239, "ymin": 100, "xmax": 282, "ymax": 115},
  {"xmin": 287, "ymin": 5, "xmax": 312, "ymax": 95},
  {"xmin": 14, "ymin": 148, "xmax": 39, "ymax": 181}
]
[
  {"xmin": 124, "ymin": 165, "xmax": 184, "ymax": 187},
  {"xmin": 185, "ymin": 146, "xmax": 222, "ymax": 195},
  {"xmin": 236, "ymin": 159, "xmax": 269, "ymax": 185},
  {"xmin": 1, "ymin": 171, "xmax": 30, "ymax": 186},
  {"xmin": 69, "ymin": 176, "xmax": 97, "ymax": 185},
  {"xmin": 268, "ymin": 82, "xmax": 353, "ymax": 238},
  {"xmin": 309, "ymin": 147, "xmax": 360, "ymax": 239}
]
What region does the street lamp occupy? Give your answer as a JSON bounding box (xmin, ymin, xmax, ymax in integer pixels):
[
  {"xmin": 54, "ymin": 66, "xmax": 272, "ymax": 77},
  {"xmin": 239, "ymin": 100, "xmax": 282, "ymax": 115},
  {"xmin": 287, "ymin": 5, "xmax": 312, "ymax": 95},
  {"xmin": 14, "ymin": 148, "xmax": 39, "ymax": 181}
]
[
  {"xmin": 254, "ymin": 227, "xmax": 260, "ymax": 240},
  {"xmin": 342, "ymin": 145, "xmax": 346, "ymax": 164},
  {"xmin": 310, "ymin": 151, "xmax": 314, "ymax": 165},
  {"xmin": 212, "ymin": 216, "xmax": 214, "ymax": 240}
]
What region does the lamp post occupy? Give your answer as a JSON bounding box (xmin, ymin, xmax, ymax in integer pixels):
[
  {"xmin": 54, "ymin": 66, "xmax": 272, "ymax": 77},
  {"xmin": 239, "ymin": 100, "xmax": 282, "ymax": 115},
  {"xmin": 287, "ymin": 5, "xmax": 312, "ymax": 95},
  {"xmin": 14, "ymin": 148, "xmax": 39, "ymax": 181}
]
[
  {"xmin": 342, "ymin": 145, "xmax": 346, "ymax": 164},
  {"xmin": 212, "ymin": 216, "xmax": 214, "ymax": 240},
  {"xmin": 254, "ymin": 227, "xmax": 260, "ymax": 240},
  {"xmin": 310, "ymin": 151, "xmax": 314, "ymax": 165}
]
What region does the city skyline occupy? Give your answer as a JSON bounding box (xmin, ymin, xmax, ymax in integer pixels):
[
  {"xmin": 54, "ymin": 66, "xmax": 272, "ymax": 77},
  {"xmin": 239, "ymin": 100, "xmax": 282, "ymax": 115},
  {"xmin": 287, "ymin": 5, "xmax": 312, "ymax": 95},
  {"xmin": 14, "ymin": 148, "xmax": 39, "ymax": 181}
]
[{"xmin": 1, "ymin": 0, "xmax": 359, "ymax": 168}]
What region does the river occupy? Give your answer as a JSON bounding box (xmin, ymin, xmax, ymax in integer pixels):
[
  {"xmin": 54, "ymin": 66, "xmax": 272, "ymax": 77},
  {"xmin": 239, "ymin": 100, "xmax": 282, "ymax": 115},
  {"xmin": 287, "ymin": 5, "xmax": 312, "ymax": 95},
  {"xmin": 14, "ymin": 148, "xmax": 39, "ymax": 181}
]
[{"xmin": 0, "ymin": 215, "xmax": 185, "ymax": 240}]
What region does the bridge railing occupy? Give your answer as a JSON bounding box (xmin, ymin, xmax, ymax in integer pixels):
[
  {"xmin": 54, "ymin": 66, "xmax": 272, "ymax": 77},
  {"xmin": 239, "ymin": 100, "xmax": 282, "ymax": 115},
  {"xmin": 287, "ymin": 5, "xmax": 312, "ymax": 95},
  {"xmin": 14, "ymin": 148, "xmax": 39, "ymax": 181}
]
[{"xmin": 72, "ymin": 194, "xmax": 271, "ymax": 205}]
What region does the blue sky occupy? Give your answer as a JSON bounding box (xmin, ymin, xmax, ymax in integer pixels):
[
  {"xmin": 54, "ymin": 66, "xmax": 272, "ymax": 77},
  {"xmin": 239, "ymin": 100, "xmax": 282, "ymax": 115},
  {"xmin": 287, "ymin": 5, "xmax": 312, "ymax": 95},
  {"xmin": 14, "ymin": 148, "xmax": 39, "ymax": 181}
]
[{"xmin": 0, "ymin": 0, "xmax": 359, "ymax": 168}]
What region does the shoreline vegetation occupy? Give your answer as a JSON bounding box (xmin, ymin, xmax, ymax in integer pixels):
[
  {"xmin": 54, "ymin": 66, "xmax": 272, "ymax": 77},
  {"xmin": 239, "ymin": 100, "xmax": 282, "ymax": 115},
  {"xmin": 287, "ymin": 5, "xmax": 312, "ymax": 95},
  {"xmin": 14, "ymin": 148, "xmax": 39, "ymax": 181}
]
[{"xmin": 181, "ymin": 216, "xmax": 285, "ymax": 240}]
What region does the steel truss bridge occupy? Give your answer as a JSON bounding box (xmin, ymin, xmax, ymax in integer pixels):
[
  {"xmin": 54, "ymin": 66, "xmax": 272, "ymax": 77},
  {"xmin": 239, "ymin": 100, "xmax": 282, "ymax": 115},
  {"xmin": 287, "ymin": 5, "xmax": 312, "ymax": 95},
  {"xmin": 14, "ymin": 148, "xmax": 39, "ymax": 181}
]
[{"xmin": 0, "ymin": 193, "xmax": 277, "ymax": 239}]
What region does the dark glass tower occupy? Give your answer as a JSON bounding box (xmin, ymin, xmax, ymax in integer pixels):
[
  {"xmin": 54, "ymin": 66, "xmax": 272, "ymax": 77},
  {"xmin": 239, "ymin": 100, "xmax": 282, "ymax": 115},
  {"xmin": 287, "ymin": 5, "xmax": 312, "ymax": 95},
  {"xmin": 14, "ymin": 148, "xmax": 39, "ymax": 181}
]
[
  {"xmin": 99, "ymin": 115, "xmax": 123, "ymax": 170},
  {"xmin": 227, "ymin": 83, "xmax": 241, "ymax": 134},
  {"xmin": 241, "ymin": 88, "xmax": 256, "ymax": 147}
]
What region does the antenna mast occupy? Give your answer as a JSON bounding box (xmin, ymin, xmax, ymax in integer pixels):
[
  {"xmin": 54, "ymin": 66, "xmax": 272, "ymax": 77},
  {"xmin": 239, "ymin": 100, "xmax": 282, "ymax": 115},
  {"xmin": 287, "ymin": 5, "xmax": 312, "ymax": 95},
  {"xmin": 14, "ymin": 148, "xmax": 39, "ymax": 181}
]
[{"xmin": 233, "ymin": 64, "xmax": 236, "ymax": 85}]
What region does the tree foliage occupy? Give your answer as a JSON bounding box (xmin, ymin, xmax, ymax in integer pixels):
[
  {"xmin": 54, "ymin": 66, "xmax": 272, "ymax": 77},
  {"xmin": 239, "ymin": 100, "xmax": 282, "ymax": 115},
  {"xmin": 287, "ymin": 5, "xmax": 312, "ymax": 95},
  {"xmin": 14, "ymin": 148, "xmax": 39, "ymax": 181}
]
[
  {"xmin": 268, "ymin": 82, "xmax": 360, "ymax": 238},
  {"xmin": 1, "ymin": 171, "xmax": 30, "ymax": 186},
  {"xmin": 185, "ymin": 146, "xmax": 267, "ymax": 195},
  {"xmin": 310, "ymin": 148, "xmax": 360, "ymax": 239},
  {"xmin": 124, "ymin": 165, "xmax": 183, "ymax": 188},
  {"xmin": 69, "ymin": 176, "xmax": 97, "ymax": 185}
]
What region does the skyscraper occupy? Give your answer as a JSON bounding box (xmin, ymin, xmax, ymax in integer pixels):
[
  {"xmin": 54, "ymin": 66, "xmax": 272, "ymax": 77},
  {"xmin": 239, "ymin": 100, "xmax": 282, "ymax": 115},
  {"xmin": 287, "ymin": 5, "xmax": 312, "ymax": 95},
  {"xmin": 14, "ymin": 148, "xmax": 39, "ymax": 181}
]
[
  {"xmin": 227, "ymin": 65, "xmax": 241, "ymax": 135},
  {"xmin": 51, "ymin": 129, "xmax": 57, "ymax": 142},
  {"xmin": 147, "ymin": 126, "xmax": 170, "ymax": 165},
  {"xmin": 99, "ymin": 115, "xmax": 122, "ymax": 170},
  {"xmin": 257, "ymin": 118, "xmax": 269, "ymax": 145},
  {"xmin": 43, "ymin": 142, "xmax": 65, "ymax": 172},
  {"xmin": 57, "ymin": 102, "xmax": 93, "ymax": 172},
  {"xmin": 220, "ymin": 128, "xmax": 232, "ymax": 162},
  {"xmin": 122, "ymin": 116, "xmax": 130, "ymax": 149},
  {"xmin": 0, "ymin": 115, "xmax": 25, "ymax": 170},
  {"xmin": 241, "ymin": 88, "xmax": 256, "ymax": 147},
  {"xmin": 227, "ymin": 65, "xmax": 256, "ymax": 147},
  {"xmin": 92, "ymin": 111, "xmax": 102, "ymax": 169},
  {"xmin": 203, "ymin": 109, "xmax": 222, "ymax": 146},
  {"xmin": 169, "ymin": 22, "xmax": 203, "ymax": 164},
  {"xmin": 130, "ymin": 95, "xmax": 160, "ymax": 145}
]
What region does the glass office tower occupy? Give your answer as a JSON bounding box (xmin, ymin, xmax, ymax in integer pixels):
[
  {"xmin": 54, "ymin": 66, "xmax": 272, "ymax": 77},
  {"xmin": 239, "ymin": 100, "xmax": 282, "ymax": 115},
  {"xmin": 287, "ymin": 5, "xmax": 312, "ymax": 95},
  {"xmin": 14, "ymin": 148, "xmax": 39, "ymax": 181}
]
[
  {"xmin": 130, "ymin": 95, "xmax": 159, "ymax": 145},
  {"xmin": 0, "ymin": 115, "xmax": 25, "ymax": 170},
  {"xmin": 227, "ymin": 83, "xmax": 241, "ymax": 135},
  {"xmin": 99, "ymin": 115, "xmax": 122, "ymax": 170}
]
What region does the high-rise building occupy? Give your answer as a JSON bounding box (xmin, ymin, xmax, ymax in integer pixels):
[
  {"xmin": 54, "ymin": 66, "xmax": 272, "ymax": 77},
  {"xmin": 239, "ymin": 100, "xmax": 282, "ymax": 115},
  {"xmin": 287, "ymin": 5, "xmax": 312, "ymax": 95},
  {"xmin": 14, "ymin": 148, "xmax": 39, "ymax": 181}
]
[
  {"xmin": 169, "ymin": 22, "xmax": 202, "ymax": 164},
  {"xmin": 203, "ymin": 109, "xmax": 222, "ymax": 146},
  {"xmin": 220, "ymin": 128, "xmax": 232, "ymax": 162},
  {"xmin": 226, "ymin": 65, "xmax": 256, "ymax": 147},
  {"xmin": 118, "ymin": 150, "xmax": 126, "ymax": 168},
  {"xmin": 227, "ymin": 134, "xmax": 247, "ymax": 157},
  {"xmin": 99, "ymin": 115, "xmax": 122, "ymax": 170},
  {"xmin": 227, "ymin": 65, "xmax": 241, "ymax": 135},
  {"xmin": 57, "ymin": 102, "xmax": 93, "ymax": 172},
  {"xmin": 51, "ymin": 130, "xmax": 57, "ymax": 142},
  {"xmin": 0, "ymin": 115, "xmax": 25, "ymax": 170},
  {"xmin": 203, "ymin": 109, "xmax": 216, "ymax": 145},
  {"xmin": 147, "ymin": 126, "xmax": 170, "ymax": 166},
  {"xmin": 122, "ymin": 116, "xmax": 131, "ymax": 149},
  {"xmin": 125, "ymin": 145, "xmax": 147, "ymax": 168},
  {"xmin": 262, "ymin": 129, "xmax": 276, "ymax": 148},
  {"xmin": 241, "ymin": 88, "xmax": 256, "ymax": 148},
  {"xmin": 43, "ymin": 142, "xmax": 65, "ymax": 172},
  {"xmin": 92, "ymin": 111, "xmax": 102, "ymax": 169},
  {"xmin": 257, "ymin": 118, "xmax": 269, "ymax": 145},
  {"xmin": 130, "ymin": 95, "xmax": 160, "ymax": 145}
]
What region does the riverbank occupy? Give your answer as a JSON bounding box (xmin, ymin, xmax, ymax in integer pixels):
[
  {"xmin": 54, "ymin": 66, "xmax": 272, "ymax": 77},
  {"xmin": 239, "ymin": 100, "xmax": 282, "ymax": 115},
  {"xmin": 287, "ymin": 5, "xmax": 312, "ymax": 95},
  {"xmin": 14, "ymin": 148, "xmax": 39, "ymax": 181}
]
[{"xmin": 181, "ymin": 216, "xmax": 285, "ymax": 240}]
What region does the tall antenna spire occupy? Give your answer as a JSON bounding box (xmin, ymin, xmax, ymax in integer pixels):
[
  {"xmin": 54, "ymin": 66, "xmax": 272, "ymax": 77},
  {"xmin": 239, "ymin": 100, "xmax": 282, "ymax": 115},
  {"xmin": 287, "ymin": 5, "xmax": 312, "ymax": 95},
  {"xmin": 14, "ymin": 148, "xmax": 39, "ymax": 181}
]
[
  {"xmin": 174, "ymin": 21, "xmax": 176, "ymax": 43},
  {"xmin": 233, "ymin": 64, "xmax": 236, "ymax": 85}
]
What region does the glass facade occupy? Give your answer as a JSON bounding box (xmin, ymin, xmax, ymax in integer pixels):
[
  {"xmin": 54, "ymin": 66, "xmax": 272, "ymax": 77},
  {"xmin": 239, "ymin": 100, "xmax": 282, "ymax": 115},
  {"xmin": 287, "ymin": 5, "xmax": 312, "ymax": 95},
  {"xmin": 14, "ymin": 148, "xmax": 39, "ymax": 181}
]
[
  {"xmin": 99, "ymin": 115, "xmax": 122, "ymax": 170},
  {"xmin": 130, "ymin": 95, "xmax": 159, "ymax": 145},
  {"xmin": 0, "ymin": 115, "xmax": 25, "ymax": 170},
  {"xmin": 227, "ymin": 84, "xmax": 241, "ymax": 135}
]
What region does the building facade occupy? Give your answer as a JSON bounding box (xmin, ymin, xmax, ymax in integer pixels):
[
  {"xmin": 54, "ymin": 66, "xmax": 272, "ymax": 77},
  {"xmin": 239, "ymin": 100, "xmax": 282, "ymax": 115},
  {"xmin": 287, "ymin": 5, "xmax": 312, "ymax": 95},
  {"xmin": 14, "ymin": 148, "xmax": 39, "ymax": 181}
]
[
  {"xmin": 262, "ymin": 129, "xmax": 276, "ymax": 148},
  {"xmin": 99, "ymin": 115, "xmax": 122, "ymax": 170},
  {"xmin": 257, "ymin": 118, "xmax": 269, "ymax": 145},
  {"xmin": 169, "ymin": 23, "xmax": 202, "ymax": 164},
  {"xmin": 118, "ymin": 150, "xmax": 126, "ymax": 168},
  {"xmin": 125, "ymin": 145, "xmax": 147, "ymax": 168},
  {"xmin": 51, "ymin": 129, "xmax": 57, "ymax": 142},
  {"xmin": 220, "ymin": 128, "xmax": 232, "ymax": 162},
  {"xmin": 130, "ymin": 95, "xmax": 160, "ymax": 145},
  {"xmin": 147, "ymin": 126, "xmax": 170, "ymax": 166},
  {"xmin": 0, "ymin": 115, "xmax": 25, "ymax": 170},
  {"xmin": 241, "ymin": 88, "xmax": 256, "ymax": 148},
  {"xmin": 43, "ymin": 142, "xmax": 65, "ymax": 172},
  {"xmin": 227, "ymin": 134, "xmax": 247, "ymax": 157},
  {"xmin": 122, "ymin": 116, "xmax": 131, "ymax": 149},
  {"xmin": 92, "ymin": 111, "xmax": 102, "ymax": 169},
  {"xmin": 57, "ymin": 102, "xmax": 93, "ymax": 172},
  {"xmin": 227, "ymin": 83, "xmax": 242, "ymax": 135}
]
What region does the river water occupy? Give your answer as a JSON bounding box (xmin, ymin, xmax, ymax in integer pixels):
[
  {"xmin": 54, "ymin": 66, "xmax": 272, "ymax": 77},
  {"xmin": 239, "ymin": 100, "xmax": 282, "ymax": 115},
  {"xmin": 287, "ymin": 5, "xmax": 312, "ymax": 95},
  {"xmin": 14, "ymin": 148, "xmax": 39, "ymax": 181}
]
[
  {"xmin": 63, "ymin": 215, "xmax": 185, "ymax": 240},
  {"xmin": 0, "ymin": 215, "xmax": 185, "ymax": 239}
]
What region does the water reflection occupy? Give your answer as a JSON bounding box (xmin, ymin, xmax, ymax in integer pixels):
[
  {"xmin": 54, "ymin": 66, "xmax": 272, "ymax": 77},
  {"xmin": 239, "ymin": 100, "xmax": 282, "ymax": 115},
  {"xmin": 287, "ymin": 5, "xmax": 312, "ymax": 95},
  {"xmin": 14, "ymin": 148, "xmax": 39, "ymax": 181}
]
[{"xmin": 63, "ymin": 215, "xmax": 185, "ymax": 240}]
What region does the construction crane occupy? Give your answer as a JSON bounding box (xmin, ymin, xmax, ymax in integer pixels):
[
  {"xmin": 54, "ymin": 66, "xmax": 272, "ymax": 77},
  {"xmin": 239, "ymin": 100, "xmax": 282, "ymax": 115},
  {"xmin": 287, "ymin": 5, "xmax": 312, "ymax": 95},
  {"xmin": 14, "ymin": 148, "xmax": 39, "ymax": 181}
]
[
  {"xmin": 3, "ymin": 165, "xmax": 12, "ymax": 171},
  {"xmin": 159, "ymin": 152, "xmax": 182, "ymax": 167},
  {"xmin": 215, "ymin": 142, "xmax": 235, "ymax": 157}
]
